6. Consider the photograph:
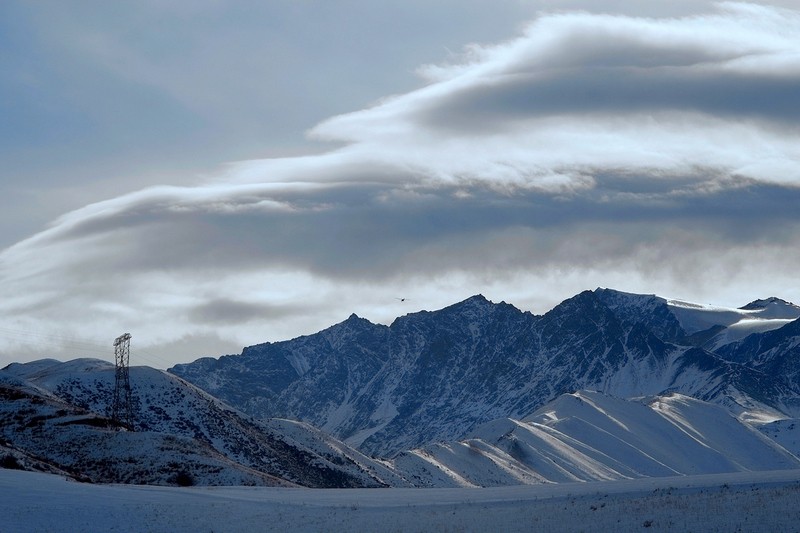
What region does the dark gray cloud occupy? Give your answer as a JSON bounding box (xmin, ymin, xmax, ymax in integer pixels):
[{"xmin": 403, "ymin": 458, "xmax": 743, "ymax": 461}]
[
  {"xmin": 405, "ymin": 7, "xmax": 800, "ymax": 132},
  {"xmin": 18, "ymin": 174, "xmax": 800, "ymax": 283},
  {"xmin": 421, "ymin": 69, "xmax": 800, "ymax": 132},
  {"xmin": 188, "ymin": 299, "xmax": 306, "ymax": 326}
]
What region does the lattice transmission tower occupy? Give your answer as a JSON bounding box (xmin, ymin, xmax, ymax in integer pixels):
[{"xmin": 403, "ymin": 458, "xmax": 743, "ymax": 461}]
[{"xmin": 111, "ymin": 333, "xmax": 134, "ymax": 430}]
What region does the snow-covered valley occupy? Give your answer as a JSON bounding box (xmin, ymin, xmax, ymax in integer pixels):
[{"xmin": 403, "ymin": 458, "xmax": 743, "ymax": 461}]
[{"xmin": 4, "ymin": 468, "xmax": 800, "ymax": 532}]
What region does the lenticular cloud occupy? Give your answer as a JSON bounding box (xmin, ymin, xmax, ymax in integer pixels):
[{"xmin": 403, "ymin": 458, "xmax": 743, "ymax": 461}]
[
  {"xmin": 1, "ymin": 3, "xmax": 800, "ymax": 366},
  {"xmin": 309, "ymin": 1, "xmax": 800, "ymax": 190}
]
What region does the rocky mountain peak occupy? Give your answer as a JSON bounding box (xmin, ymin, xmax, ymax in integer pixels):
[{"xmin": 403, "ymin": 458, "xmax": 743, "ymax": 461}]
[
  {"xmin": 736, "ymin": 297, "xmax": 800, "ymax": 322},
  {"xmin": 740, "ymin": 297, "xmax": 789, "ymax": 309},
  {"xmin": 320, "ymin": 313, "xmax": 386, "ymax": 341},
  {"xmin": 169, "ymin": 289, "xmax": 800, "ymax": 457},
  {"xmin": 441, "ymin": 294, "xmax": 494, "ymax": 314}
]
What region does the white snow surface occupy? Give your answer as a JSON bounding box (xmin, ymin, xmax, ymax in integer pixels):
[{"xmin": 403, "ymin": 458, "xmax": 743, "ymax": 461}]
[
  {"xmin": 601, "ymin": 288, "xmax": 800, "ymax": 347},
  {"xmin": 4, "ymin": 468, "xmax": 800, "ymax": 532},
  {"xmin": 666, "ymin": 297, "xmax": 800, "ymax": 343},
  {"xmin": 394, "ymin": 391, "xmax": 800, "ymax": 488}
]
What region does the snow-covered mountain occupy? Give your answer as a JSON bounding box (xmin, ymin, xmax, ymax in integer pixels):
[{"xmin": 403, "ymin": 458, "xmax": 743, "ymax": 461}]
[
  {"xmin": 5, "ymin": 361, "xmax": 797, "ymax": 490},
  {"xmin": 394, "ymin": 390, "xmax": 800, "ymax": 487},
  {"xmin": 170, "ymin": 289, "xmax": 800, "ymax": 457},
  {"xmin": 595, "ymin": 289, "xmax": 800, "ymax": 350},
  {"xmin": 5, "ymin": 288, "xmax": 800, "ymax": 489},
  {"xmin": 0, "ymin": 359, "xmax": 407, "ymax": 487}
]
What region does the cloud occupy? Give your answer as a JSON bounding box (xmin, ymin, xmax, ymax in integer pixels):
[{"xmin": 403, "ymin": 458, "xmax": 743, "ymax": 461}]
[
  {"xmin": 1, "ymin": 2, "xmax": 800, "ymax": 367},
  {"xmin": 188, "ymin": 298, "xmax": 306, "ymax": 326},
  {"xmin": 310, "ymin": 2, "xmax": 800, "ymax": 189}
]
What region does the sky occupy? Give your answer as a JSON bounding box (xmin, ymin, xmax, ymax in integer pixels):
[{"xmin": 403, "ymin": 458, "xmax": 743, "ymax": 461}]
[{"xmin": 1, "ymin": 1, "xmax": 799, "ymax": 369}]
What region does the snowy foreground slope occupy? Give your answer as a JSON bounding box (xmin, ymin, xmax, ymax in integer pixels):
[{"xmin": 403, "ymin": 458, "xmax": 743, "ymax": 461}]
[
  {"xmin": 0, "ymin": 359, "xmax": 405, "ymax": 487},
  {"xmin": 4, "ymin": 468, "xmax": 800, "ymax": 533},
  {"xmin": 395, "ymin": 391, "xmax": 800, "ymax": 487}
]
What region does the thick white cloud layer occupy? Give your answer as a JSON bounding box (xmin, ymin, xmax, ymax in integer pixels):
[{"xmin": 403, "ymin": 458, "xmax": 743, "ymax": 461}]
[
  {"xmin": 1, "ymin": 2, "xmax": 799, "ymax": 367},
  {"xmin": 310, "ymin": 2, "xmax": 800, "ymax": 188}
]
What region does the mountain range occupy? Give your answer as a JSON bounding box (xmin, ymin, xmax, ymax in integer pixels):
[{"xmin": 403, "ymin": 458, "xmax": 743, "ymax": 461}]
[
  {"xmin": 3, "ymin": 288, "xmax": 800, "ymax": 488},
  {"xmin": 170, "ymin": 288, "xmax": 800, "ymax": 457}
]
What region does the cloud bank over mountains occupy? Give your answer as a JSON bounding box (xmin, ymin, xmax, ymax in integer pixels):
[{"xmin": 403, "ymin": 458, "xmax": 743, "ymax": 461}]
[{"xmin": 2, "ymin": 2, "xmax": 799, "ymax": 366}]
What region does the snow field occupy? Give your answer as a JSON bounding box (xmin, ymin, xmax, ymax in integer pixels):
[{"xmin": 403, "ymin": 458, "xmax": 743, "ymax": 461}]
[{"xmin": 4, "ymin": 468, "xmax": 800, "ymax": 532}]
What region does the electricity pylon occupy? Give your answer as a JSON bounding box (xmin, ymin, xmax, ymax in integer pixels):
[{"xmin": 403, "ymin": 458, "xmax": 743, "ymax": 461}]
[{"xmin": 111, "ymin": 333, "xmax": 134, "ymax": 430}]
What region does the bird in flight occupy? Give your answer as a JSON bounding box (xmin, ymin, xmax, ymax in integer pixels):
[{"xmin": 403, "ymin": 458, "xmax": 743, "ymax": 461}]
[{"xmin": 395, "ymin": 297, "xmax": 407, "ymax": 302}]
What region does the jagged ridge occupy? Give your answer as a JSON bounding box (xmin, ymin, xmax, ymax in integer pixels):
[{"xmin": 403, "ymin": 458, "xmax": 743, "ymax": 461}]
[{"xmin": 170, "ymin": 289, "xmax": 800, "ymax": 456}]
